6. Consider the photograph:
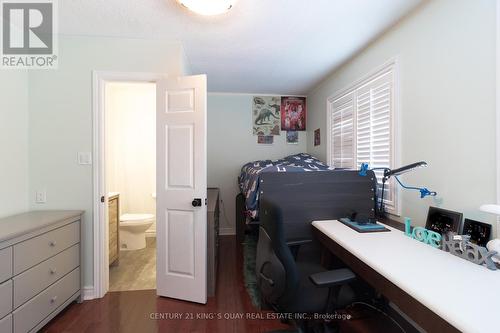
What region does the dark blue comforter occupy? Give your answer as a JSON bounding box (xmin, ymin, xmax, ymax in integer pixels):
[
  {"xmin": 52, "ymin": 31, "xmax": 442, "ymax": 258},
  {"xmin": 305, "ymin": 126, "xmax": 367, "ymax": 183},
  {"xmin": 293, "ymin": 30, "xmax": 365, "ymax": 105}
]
[{"xmin": 238, "ymin": 153, "xmax": 334, "ymax": 219}]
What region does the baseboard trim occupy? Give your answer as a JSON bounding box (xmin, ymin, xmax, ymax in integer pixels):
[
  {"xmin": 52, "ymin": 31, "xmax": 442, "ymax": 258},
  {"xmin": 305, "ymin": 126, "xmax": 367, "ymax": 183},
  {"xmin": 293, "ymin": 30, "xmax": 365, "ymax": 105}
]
[
  {"xmin": 82, "ymin": 286, "xmax": 96, "ymax": 301},
  {"xmin": 219, "ymin": 227, "xmax": 235, "ymax": 236},
  {"xmin": 145, "ymin": 231, "xmax": 156, "ymax": 238}
]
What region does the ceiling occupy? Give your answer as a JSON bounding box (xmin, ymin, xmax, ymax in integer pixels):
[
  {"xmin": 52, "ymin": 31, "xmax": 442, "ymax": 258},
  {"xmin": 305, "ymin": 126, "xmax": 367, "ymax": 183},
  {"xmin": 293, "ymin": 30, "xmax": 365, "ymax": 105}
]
[{"xmin": 59, "ymin": 0, "xmax": 423, "ymax": 95}]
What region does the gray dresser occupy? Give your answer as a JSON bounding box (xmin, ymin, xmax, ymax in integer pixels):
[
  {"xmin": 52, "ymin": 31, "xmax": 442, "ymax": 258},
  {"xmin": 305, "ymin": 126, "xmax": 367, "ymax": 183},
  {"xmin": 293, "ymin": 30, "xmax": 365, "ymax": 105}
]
[
  {"xmin": 207, "ymin": 188, "xmax": 219, "ymax": 297},
  {"xmin": 0, "ymin": 211, "xmax": 82, "ymax": 333}
]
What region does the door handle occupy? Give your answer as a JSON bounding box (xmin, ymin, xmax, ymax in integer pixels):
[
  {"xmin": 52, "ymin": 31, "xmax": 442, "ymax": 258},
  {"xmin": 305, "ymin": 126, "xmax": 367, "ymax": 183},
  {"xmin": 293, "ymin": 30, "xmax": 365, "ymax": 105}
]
[{"xmin": 192, "ymin": 198, "xmax": 202, "ymax": 207}]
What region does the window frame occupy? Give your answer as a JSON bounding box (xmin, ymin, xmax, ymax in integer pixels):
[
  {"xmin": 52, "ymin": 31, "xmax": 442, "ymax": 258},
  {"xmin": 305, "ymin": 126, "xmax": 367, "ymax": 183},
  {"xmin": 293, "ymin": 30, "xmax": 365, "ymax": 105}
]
[{"xmin": 326, "ymin": 58, "xmax": 401, "ymax": 216}]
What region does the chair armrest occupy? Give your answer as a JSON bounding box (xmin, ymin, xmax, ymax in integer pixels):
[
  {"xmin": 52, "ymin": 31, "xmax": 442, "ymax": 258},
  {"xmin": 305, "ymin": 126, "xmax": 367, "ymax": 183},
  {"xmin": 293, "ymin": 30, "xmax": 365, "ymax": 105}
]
[
  {"xmin": 309, "ymin": 268, "xmax": 356, "ymax": 288},
  {"xmin": 286, "ymin": 239, "xmax": 313, "ymax": 260}
]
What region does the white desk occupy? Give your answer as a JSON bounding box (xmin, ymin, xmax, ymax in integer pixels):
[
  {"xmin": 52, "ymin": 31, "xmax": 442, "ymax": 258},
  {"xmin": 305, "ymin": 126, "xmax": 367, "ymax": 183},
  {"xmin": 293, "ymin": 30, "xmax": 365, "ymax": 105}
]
[{"xmin": 312, "ymin": 220, "xmax": 499, "ymax": 333}]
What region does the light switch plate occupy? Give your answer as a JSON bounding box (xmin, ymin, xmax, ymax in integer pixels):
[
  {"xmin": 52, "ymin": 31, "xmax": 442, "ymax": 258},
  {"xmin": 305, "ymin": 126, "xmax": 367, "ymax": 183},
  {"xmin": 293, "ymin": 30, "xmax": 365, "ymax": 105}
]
[
  {"xmin": 35, "ymin": 190, "xmax": 46, "ymax": 204},
  {"xmin": 78, "ymin": 152, "xmax": 92, "ymax": 165}
]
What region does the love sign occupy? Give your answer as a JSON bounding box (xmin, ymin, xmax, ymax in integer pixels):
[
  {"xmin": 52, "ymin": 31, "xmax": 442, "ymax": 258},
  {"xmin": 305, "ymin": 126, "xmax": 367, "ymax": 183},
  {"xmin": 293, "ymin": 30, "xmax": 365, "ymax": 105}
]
[
  {"xmin": 404, "ymin": 217, "xmax": 498, "ymax": 270},
  {"xmin": 404, "ymin": 218, "xmax": 442, "ymax": 248}
]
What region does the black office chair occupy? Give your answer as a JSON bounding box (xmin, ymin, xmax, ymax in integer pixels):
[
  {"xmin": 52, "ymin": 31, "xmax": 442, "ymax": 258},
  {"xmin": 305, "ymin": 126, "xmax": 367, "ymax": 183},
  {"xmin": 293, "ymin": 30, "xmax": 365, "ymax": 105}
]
[{"xmin": 256, "ymin": 199, "xmax": 357, "ymax": 332}]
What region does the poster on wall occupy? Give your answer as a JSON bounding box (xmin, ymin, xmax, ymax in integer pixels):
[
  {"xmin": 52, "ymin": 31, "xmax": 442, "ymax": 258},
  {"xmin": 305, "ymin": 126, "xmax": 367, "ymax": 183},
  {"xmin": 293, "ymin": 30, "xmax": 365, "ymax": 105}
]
[
  {"xmin": 257, "ymin": 135, "xmax": 274, "ymax": 144},
  {"xmin": 286, "ymin": 131, "xmax": 299, "ymax": 144},
  {"xmin": 314, "ymin": 128, "xmax": 320, "ymax": 146},
  {"xmin": 281, "ymin": 96, "xmax": 306, "ymax": 131},
  {"xmin": 252, "ymin": 96, "xmax": 281, "ymax": 136}
]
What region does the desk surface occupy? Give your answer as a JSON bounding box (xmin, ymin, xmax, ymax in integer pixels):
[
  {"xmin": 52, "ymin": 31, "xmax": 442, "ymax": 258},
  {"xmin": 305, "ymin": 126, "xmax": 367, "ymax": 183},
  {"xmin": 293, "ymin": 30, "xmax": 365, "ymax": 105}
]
[{"xmin": 312, "ymin": 220, "xmax": 499, "ymax": 333}]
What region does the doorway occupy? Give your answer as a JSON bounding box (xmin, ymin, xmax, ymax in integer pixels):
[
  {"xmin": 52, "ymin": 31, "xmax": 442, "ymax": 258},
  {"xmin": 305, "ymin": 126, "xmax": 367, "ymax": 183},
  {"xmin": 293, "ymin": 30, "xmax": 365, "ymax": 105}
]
[
  {"xmin": 92, "ymin": 71, "xmax": 208, "ymax": 303},
  {"xmin": 105, "ymin": 81, "xmax": 156, "ymax": 291}
]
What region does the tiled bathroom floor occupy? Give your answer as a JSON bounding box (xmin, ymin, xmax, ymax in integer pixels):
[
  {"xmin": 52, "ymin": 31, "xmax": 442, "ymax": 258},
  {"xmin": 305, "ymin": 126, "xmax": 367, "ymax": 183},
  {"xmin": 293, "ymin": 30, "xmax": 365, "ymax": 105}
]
[{"xmin": 109, "ymin": 237, "xmax": 156, "ymax": 291}]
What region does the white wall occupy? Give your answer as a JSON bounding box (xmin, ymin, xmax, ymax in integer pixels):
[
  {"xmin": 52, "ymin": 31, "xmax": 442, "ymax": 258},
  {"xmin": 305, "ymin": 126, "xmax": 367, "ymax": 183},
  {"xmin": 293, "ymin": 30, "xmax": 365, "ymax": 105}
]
[
  {"xmin": 208, "ymin": 93, "xmax": 307, "ymax": 235},
  {"xmin": 307, "ymin": 0, "xmax": 497, "ymax": 230},
  {"xmin": 0, "ymin": 71, "xmax": 29, "ymax": 218},
  {"xmin": 105, "ymin": 82, "xmax": 156, "ymax": 233},
  {"xmin": 28, "ymin": 36, "xmax": 185, "ymax": 287}
]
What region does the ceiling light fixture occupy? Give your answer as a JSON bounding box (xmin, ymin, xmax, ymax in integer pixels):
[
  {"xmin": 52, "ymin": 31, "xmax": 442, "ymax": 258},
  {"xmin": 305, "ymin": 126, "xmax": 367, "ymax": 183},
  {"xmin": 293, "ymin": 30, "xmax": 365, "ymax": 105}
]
[{"xmin": 177, "ymin": 0, "xmax": 236, "ymax": 16}]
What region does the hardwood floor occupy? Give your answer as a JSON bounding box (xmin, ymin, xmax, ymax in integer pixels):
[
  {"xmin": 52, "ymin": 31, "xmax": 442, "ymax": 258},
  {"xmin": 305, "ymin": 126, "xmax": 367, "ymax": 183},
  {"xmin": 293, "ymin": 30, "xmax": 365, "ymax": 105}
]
[
  {"xmin": 41, "ymin": 236, "xmax": 289, "ymax": 333},
  {"xmin": 109, "ymin": 237, "xmax": 156, "ymax": 291},
  {"xmin": 41, "ymin": 236, "xmax": 406, "ymax": 333}
]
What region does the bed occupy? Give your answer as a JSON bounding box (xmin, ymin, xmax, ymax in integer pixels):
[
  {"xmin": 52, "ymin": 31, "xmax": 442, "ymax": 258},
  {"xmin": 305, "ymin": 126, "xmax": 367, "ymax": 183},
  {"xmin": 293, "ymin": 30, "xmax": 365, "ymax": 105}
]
[{"xmin": 238, "ymin": 153, "xmax": 334, "ymax": 219}]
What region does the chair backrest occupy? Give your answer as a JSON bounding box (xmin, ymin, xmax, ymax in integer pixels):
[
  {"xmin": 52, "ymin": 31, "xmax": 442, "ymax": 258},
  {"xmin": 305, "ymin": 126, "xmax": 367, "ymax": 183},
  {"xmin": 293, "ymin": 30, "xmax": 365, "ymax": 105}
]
[
  {"xmin": 259, "ymin": 170, "xmax": 377, "ymax": 242},
  {"xmin": 256, "ymin": 198, "xmax": 299, "ymax": 308}
]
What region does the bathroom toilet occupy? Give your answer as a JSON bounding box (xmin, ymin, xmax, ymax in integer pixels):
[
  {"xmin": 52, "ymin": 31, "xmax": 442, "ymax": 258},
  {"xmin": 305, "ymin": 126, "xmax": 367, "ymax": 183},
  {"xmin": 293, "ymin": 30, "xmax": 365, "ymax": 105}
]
[{"xmin": 119, "ymin": 213, "xmax": 155, "ymax": 250}]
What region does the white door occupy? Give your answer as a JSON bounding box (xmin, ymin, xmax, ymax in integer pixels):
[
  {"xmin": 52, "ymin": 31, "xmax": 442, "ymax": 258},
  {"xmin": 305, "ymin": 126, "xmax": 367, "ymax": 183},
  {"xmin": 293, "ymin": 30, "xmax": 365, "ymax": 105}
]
[{"xmin": 156, "ymin": 75, "xmax": 207, "ymax": 304}]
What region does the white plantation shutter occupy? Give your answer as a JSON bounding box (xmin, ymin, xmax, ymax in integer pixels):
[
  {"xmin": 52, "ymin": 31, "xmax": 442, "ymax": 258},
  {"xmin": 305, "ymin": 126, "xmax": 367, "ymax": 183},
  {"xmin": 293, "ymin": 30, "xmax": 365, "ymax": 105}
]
[
  {"xmin": 356, "ymin": 71, "xmax": 395, "ymax": 211},
  {"xmin": 329, "ymin": 63, "xmax": 398, "ymax": 214},
  {"xmin": 331, "ymin": 93, "xmax": 355, "ymax": 168}
]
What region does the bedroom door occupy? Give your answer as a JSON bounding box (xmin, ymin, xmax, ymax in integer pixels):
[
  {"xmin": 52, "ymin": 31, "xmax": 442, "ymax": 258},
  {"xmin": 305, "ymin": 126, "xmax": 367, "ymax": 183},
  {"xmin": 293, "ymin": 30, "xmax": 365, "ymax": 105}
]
[{"xmin": 156, "ymin": 75, "xmax": 207, "ymax": 304}]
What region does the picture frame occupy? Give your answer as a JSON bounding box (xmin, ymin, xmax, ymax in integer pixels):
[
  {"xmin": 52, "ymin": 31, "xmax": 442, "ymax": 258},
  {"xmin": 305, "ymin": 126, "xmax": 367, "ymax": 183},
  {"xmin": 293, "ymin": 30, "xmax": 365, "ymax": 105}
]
[
  {"xmin": 462, "ymin": 218, "xmax": 491, "ymax": 247},
  {"xmin": 425, "ymin": 206, "xmax": 463, "ymax": 235},
  {"xmin": 314, "ymin": 128, "xmax": 320, "ymax": 146}
]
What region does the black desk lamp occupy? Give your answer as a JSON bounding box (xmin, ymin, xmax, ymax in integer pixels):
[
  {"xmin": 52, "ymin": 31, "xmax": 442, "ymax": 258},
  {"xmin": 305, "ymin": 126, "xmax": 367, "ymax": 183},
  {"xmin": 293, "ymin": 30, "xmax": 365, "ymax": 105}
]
[
  {"xmin": 383, "ymin": 161, "xmax": 427, "ymax": 181},
  {"xmin": 379, "ymin": 161, "xmax": 428, "ymax": 216}
]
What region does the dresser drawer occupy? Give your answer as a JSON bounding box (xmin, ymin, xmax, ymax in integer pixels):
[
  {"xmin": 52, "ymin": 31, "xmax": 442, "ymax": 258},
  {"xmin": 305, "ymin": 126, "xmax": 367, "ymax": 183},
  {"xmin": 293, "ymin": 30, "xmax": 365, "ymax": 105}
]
[
  {"xmin": 13, "ymin": 244, "xmax": 79, "ymax": 309},
  {"xmin": 13, "ymin": 268, "xmax": 79, "ymax": 333},
  {"xmin": 13, "ymin": 222, "xmax": 79, "ymax": 275},
  {"xmin": 0, "ymin": 314, "xmax": 12, "ymax": 333},
  {"xmin": 0, "ymin": 280, "xmax": 12, "ymax": 320},
  {"xmin": 0, "ymin": 247, "xmax": 12, "ymax": 283}
]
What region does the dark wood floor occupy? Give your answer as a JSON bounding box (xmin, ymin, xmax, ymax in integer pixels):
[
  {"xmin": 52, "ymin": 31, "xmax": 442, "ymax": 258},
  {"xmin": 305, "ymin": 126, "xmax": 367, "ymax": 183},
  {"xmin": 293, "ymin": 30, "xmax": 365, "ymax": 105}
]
[
  {"xmin": 41, "ymin": 236, "xmax": 289, "ymax": 333},
  {"xmin": 41, "ymin": 236, "xmax": 404, "ymax": 333}
]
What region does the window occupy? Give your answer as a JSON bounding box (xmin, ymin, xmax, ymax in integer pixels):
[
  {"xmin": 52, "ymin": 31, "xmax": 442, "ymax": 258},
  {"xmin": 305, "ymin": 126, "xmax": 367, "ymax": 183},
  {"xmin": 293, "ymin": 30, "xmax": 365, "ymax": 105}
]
[{"xmin": 327, "ymin": 60, "xmax": 399, "ymax": 214}]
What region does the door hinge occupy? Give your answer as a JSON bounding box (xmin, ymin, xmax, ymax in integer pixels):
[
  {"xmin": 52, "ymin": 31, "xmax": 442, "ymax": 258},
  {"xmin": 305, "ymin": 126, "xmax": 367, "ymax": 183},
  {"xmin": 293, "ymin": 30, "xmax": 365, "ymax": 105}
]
[{"xmin": 101, "ymin": 196, "xmax": 105, "ymax": 203}]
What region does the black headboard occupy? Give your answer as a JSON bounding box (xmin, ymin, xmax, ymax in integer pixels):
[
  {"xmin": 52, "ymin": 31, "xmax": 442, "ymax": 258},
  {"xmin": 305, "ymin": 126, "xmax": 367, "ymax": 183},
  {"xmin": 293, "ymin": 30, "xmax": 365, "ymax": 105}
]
[{"xmin": 259, "ymin": 170, "xmax": 377, "ymax": 241}]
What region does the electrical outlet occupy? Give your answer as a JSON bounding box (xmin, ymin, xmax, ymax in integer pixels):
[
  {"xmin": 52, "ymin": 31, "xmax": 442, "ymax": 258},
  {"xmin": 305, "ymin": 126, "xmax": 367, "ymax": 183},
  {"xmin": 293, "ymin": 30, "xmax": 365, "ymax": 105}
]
[{"xmin": 35, "ymin": 190, "xmax": 46, "ymax": 204}]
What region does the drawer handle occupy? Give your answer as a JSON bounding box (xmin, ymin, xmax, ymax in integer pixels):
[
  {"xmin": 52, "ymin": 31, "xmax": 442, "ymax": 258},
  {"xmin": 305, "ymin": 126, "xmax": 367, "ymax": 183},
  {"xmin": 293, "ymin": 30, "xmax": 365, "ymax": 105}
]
[
  {"xmin": 49, "ymin": 241, "xmax": 57, "ymax": 247},
  {"xmin": 50, "ymin": 296, "xmax": 57, "ymax": 304},
  {"xmin": 49, "ymin": 268, "xmax": 57, "ymax": 275}
]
